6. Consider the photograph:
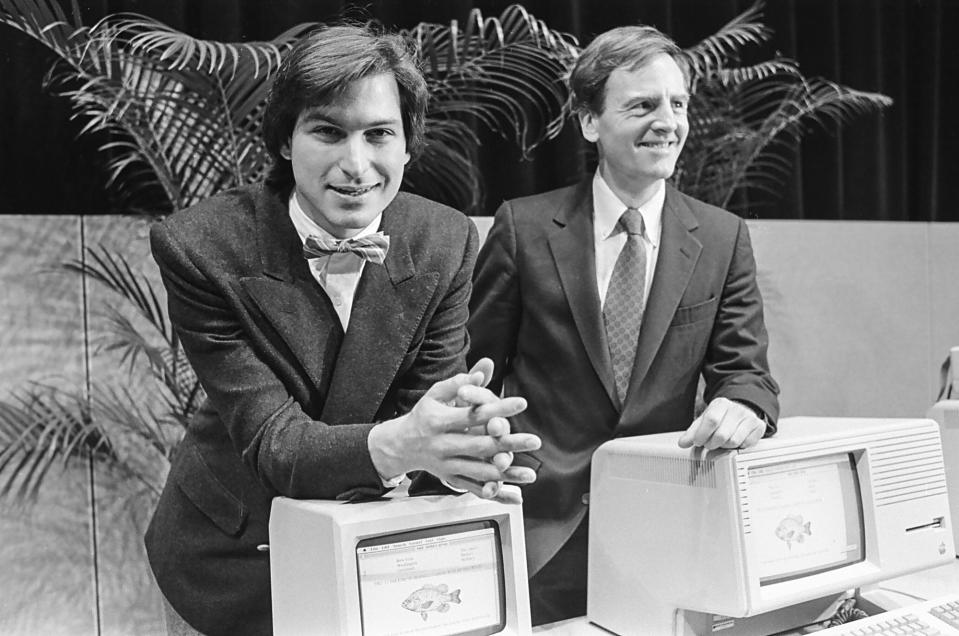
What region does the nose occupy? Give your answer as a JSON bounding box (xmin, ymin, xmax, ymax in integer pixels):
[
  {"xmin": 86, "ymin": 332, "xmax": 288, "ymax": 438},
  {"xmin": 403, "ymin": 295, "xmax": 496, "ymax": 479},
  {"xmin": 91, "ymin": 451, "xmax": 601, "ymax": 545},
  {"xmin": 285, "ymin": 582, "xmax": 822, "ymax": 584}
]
[
  {"xmin": 338, "ymin": 134, "xmax": 371, "ymax": 178},
  {"xmin": 651, "ymin": 102, "xmax": 678, "ymax": 132}
]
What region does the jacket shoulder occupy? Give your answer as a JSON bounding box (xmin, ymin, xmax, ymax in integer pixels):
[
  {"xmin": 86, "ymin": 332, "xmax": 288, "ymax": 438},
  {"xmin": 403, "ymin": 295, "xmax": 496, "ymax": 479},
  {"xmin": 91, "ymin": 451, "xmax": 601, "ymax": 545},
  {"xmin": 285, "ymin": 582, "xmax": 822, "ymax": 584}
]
[
  {"xmin": 668, "ymin": 185, "xmax": 744, "ymax": 229},
  {"xmin": 500, "ymin": 181, "xmax": 586, "ymax": 216},
  {"xmin": 151, "ymin": 184, "xmax": 266, "ymax": 243}
]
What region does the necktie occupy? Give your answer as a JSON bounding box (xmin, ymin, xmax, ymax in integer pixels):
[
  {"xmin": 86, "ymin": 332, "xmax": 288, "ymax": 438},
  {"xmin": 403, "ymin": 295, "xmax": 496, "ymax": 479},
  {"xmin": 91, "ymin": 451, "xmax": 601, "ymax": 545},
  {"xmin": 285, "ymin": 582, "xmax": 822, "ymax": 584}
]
[
  {"xmin": 603, "ymin": 208, "xmax": 647, "ymax": 404},
  {"xmin": 303, "ymin": 232, "xmax": 390, "ymax": 265}
]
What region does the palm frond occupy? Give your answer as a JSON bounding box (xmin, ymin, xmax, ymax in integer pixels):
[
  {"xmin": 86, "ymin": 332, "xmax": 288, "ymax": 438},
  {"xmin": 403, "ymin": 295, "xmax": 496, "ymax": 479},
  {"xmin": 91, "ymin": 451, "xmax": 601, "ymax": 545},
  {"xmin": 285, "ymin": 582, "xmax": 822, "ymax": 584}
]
[
  {"xmin": 678, "ymin": 2, "xmax": 893, "ymax": 210},
  {"xmin": 0, "ymin": 0, "xmax": 84, "ymax": 62},
  {"xmin": 684, "ymin": 0, "xmax": 771, "ymax": 89},
  {"xmin": 0, "ymin": 384, "xmax": 108, "ymax": 501},
  {"xmin": 408, "ymin": 4, "xmax": 577, "ymax": 156},
  {"xmin": 700, "ymin": 77, "xmax": 891, "ymax": 206},
  {"xmin": 0, "ymin": 378, "xmax": 186, "ymax": 505},
  {"xmin": 107, "ymin": 14, "xmax": 313, "ymax": 77},
  {"xmin": 62, "ymin": 245, "xmax": 171, "ymax": 342},
  {"xmin": 404, "ymin": 118, "xmax": 483, "ymax": 212}
]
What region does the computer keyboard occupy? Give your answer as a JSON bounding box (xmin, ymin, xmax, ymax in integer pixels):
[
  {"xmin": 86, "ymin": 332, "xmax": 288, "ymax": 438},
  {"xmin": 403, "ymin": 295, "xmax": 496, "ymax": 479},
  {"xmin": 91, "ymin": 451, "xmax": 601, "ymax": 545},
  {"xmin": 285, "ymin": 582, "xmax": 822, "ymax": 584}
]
[
  {"xmin": 930, "ymin": 599, "xmax": 959, "ymax": 630},
  {"xmin": 815, "ymin": 595, "xmax": 959, "ymax": 635}
]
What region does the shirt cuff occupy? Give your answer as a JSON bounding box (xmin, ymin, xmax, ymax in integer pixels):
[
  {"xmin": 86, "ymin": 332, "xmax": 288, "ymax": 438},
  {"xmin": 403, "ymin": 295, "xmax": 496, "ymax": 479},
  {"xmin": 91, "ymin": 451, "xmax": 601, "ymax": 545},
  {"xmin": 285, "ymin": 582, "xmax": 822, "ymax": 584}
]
[
  {"xmin": 378, "ymin": 472, "xmax": 409, "ymax": 489},
  {"xmin": 440, "ymin": 478, "xmax": 468, "ymax": 493}
]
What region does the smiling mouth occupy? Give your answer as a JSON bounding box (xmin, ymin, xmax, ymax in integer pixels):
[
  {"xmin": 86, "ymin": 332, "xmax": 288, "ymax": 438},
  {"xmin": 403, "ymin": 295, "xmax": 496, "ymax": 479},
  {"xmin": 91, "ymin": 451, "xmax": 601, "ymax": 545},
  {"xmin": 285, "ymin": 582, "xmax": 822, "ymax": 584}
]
[
  {"xmin": 329, "ymin": 184, "xmax": 378, "ymax": 196},
  {"xmin": 638, "ymin": 141, "xmax": 675, "ymax": 149}
]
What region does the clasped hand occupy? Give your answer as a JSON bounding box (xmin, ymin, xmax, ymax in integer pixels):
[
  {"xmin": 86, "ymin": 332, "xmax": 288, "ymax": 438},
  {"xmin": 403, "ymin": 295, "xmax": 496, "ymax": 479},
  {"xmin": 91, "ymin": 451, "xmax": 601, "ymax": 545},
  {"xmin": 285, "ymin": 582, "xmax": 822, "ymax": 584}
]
[{"xmin": 368, "ymin": 358, "xmax": 541, "ymax": 504}]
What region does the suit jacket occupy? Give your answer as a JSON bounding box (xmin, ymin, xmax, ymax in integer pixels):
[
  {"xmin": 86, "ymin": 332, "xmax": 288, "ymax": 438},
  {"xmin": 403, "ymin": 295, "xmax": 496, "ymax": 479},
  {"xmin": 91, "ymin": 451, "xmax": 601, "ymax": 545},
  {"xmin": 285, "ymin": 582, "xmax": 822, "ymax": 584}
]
[
  {"xmin": 467, "ymin": 179, "xmax": 779, "ymax": 575},
  {"xmin": 144, "ymin": 183, "xmax": 477, "ymax": 636}
]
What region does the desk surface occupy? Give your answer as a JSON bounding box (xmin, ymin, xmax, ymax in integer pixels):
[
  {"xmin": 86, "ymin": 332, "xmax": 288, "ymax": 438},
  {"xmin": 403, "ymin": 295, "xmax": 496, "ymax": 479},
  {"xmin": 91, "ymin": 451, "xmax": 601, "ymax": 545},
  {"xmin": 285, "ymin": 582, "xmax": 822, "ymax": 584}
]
[{"xmin": 532, "ymin": 560, "xmax": 959, "ymax": 635}]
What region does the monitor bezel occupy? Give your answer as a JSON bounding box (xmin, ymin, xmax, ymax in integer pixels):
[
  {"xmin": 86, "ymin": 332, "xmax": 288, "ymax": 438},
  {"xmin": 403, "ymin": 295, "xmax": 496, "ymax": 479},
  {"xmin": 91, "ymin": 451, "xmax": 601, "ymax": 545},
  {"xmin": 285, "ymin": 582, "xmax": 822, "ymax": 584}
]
[
  {"xmin": 354, "ymin": 517, "xmax": 508, "ymax": 636},
  {"xmin": 748, "ymin": 451, "xmax": 867, "ymax": 586}
]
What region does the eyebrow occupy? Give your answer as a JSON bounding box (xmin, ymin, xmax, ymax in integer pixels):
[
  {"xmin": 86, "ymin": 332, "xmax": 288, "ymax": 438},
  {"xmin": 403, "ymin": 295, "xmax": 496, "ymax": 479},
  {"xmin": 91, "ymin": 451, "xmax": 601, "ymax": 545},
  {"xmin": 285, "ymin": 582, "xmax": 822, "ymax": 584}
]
[
  {"xmin": 622, "ymin": 92, "xmax": 690, "ymax": 108},
  {"xmin": 298, "ymin": 109, "xmax": 403, "ymax": 128}
]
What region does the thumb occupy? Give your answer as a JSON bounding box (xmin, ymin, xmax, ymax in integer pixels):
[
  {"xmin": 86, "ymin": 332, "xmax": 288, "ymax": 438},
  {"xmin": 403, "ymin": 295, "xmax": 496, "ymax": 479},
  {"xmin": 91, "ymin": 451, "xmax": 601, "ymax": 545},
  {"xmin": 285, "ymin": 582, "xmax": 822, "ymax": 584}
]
[
  {"xmin": 425, "ymin": 368, "xmax": 488, "ymax": 402},
  {"xmin": 677, "ymin": 416, "xmax": 701, "ymax": 448},
  {"xmin": 467, "ymin": 358, "xmax": 495, "ymax": 388}
]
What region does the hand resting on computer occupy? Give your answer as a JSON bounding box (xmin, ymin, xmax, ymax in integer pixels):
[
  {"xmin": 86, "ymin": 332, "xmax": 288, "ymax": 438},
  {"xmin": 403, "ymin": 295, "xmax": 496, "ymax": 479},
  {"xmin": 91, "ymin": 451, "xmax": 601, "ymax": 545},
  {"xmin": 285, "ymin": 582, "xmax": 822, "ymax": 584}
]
[{"xmin": 677, "ymin": 396, "xmax": 766, "ymax": 450}]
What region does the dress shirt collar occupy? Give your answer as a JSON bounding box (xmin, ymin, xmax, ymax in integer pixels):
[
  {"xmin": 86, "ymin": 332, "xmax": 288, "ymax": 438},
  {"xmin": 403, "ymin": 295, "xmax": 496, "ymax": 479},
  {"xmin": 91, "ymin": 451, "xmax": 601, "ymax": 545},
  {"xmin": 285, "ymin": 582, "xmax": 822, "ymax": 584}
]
[
  {"xmin": 592, "ymin": 171, "xmax": 664, "ymax": 248},
  {"xmin": 288, "ymin": 191, "xmax": 383, "ymax": 249}
]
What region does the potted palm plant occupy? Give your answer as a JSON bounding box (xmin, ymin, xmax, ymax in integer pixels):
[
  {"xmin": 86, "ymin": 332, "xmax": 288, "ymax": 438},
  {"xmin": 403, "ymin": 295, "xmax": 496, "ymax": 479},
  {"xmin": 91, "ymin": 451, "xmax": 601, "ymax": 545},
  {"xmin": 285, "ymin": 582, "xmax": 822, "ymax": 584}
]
[{"xmin": 0, "ymin": 0, "xmax": 891, "ymax": 631}]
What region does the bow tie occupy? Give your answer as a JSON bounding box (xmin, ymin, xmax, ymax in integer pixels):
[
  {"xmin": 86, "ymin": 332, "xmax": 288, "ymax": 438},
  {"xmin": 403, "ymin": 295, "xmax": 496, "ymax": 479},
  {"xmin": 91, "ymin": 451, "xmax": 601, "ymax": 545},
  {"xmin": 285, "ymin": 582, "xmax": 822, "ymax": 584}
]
[{"xmin": 302, "ymin": 232, "xmax": 390, "ymax": 265}]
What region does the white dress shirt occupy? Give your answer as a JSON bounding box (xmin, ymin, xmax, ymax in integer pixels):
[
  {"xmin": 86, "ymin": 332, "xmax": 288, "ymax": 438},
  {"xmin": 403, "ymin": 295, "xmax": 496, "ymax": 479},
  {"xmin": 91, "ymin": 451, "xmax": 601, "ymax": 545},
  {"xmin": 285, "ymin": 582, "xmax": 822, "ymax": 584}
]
[
  {"xmin": 289, "ymin": 194, "xmax": 404, "ymax": 488},
  {"xmin": 289, "ymin": 191, "xmax": 383, "ymax": 331},
  {"xmin": 592, "ymin": 171, "xmax": 664, "ymax": 310}
]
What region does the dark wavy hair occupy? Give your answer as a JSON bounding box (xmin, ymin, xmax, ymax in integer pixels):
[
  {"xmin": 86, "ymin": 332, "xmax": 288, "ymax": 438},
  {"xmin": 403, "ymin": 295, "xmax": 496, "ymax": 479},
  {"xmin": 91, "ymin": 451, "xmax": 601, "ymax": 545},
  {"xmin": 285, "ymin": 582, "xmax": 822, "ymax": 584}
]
[
  {"xmin": 569, "ymin": 25, "xmax": 690, "ymax": 115},
  {"xmin": 262, "ymin": 24, "xmax": 429, "ymax": 190}
]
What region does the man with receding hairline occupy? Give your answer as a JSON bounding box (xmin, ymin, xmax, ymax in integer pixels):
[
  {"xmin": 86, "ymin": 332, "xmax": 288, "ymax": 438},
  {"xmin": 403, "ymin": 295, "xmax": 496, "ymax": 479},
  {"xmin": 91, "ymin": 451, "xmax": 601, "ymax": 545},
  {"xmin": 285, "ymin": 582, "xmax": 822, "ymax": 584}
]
[{"xmin": 468, "ymin": 24, "xmax": 780, "ymax": 625}]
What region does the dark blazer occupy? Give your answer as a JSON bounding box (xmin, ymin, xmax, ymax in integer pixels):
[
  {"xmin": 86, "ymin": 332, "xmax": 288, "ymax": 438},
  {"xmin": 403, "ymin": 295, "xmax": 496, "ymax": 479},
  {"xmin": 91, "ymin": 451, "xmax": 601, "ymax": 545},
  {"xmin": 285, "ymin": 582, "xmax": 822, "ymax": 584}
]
[
  {"xmin": 145, "ymin": 183, "xmax": 477, "ymax": 636},
  {"xmin": 468, "ymin": 179, "xmax": 779, "ymax": 575}
]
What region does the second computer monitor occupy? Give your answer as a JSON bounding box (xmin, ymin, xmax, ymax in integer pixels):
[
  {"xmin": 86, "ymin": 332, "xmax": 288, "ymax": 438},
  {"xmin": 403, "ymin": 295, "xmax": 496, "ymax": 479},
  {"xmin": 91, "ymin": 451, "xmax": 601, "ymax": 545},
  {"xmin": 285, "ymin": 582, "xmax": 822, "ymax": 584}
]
[{"xmin": 588, "ymin": 417, "xmax": 956, "ymax": 636}]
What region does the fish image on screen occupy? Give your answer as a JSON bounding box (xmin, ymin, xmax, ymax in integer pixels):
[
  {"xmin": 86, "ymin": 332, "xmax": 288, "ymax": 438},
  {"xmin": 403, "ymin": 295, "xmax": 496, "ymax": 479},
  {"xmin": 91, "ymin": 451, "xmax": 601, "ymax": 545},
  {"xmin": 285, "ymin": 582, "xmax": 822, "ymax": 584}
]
[
  {"xmin": 401, "ymin": 583, "xmax": 462, "ymax": 621},
  {"xmin": 775, "ymin": 515, "xmax": 812, "ymax": 549},
  {"xmin": 356, "ymin": 520, "xmax": 506, "ymax": 636}
]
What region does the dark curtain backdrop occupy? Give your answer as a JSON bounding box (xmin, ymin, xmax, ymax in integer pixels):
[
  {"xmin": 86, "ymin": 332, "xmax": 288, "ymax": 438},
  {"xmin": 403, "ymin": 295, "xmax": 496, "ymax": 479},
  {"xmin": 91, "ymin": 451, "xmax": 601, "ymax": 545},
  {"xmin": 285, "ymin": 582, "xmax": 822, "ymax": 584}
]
[{"xmin": 1, "ymin": 0, "xmax": 956, "ymax": 220}]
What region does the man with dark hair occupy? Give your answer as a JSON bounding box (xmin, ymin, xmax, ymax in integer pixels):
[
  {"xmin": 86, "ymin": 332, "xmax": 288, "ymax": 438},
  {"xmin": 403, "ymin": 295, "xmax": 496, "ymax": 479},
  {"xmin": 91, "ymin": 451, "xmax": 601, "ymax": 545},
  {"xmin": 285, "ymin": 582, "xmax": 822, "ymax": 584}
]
[
  {"xmin": 468, "ymin": 25, "xmax": 780, "ymax": 625},
  {"xmin": 145, "ymin": 24, "xmax": 540, "ymax": 636}
]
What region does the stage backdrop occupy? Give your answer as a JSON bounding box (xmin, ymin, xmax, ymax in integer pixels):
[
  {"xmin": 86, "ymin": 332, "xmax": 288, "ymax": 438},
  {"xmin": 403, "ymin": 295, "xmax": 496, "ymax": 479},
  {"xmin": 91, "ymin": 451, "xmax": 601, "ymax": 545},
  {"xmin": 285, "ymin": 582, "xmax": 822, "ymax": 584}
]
[{"xmin": 1, "ymin": 0, "xmax": 957, "ymax": 220}]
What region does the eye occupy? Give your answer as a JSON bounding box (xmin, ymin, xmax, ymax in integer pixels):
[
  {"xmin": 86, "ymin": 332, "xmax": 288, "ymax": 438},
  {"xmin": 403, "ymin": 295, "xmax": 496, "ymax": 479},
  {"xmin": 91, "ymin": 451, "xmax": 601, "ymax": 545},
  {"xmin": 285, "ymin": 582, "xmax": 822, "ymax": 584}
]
[
  {"xmin": 310, "ymin": 125, "xmax": 342, "ymax": 140},
  {"xmin": 625, "ymin": 100, "xmax": 655, "ymax": 116},
  {"xmin": 366, "ymin": 128, "xmax": 395, "ymax": 142}
]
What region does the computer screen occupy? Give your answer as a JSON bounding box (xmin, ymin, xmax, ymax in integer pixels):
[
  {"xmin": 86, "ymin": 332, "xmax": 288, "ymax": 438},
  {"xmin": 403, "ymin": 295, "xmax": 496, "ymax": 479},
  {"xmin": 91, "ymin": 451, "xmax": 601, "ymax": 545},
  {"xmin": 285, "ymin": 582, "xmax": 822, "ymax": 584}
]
[
  {"xmin": 750, "ymin": 452, "xmax": 864, "ymax": 585},
  {"xmin": 269, "ymin": 490, "xmax": 530, "ymax": 636},
  {"xmin": 356, "ymin": 520, "xmax": 505, "ymax": 636},
  {"xmin": 588, "ymin": 417, "xmax": 956, "ymax": 636}
]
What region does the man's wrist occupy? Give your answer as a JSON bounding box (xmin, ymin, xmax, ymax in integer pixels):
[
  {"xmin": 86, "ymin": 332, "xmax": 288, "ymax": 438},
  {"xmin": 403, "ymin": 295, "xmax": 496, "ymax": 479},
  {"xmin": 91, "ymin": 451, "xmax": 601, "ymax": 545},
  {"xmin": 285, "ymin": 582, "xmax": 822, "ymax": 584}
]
[
  {"xmin": 367, "ymin": 418, "xmax": 408, "ymax": 484},
  {"xmin": 732, "ymin": 399, "xmax": 773, "ymax": 435}
]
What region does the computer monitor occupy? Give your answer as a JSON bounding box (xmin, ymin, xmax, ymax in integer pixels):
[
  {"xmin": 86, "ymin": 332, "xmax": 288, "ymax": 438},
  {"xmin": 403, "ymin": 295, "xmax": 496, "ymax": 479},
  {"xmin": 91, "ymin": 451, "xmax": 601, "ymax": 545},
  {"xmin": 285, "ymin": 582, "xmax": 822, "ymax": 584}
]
[
  {"xmin": 926, "ymin": 398, "xmax": 959, "ymax": 546},
  {"xmin": 588, "ymin": 417, "xmax": 956, "ymax": 636},
  {"xmin": 269, "ymin": 488, "xmax": 531, "ymax": 635}
]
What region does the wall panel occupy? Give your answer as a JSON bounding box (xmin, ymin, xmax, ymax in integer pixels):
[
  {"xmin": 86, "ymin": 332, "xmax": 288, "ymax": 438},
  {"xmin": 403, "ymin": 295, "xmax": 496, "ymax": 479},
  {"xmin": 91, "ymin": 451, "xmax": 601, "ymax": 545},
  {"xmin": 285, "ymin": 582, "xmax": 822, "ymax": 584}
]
[
  {"xmin": 2, "ymin": 215, "xmax": 958, "ymax": 632},
  {"xmin": 0, "ymin": 216, "xmax": 97, "ymax": 635}
]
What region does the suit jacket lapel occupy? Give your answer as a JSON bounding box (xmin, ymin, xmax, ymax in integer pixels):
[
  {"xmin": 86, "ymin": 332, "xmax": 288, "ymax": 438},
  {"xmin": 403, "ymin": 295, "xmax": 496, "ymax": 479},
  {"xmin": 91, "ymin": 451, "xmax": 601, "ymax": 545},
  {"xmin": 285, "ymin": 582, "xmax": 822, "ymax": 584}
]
[
  {"xmin": 239, "ymin": 186, "xmax": 343, "ymax": 397},
  {"xmin": 322, "ymin": 201, "xmax": 439, "ymax": 424},
  {"xmin": 548, "ymin": 181, "xmax": 618, "ymax": 408},
  {"xmin": 625, "ymin": 186, "xmax": 702, "ymax": 405}
]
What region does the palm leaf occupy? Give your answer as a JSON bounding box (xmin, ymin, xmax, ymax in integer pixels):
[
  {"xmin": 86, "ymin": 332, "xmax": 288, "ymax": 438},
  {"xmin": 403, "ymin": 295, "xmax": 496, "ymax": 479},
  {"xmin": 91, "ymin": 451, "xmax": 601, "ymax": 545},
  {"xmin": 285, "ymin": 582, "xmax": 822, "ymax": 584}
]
[
  {"xmin": 62, "ymin": 245, "xmax": 170, "ymax": 341},
  {"xmin": 684, "ymin": 0, "xmax": 771, "ymax": 90},
  {"xmin": 0, "ymin": 0, "xmax": 82, "ymax": 61},
  {"xmin": 676, "ymin": 0, "xmax": 893, "ymax": 209},
  {"xmin": 399, "ymin": 5, "xmax": 578, "ymax": 212},
  {"xmin": 405, "ymin": 118, "xmax": 484, "ymax": 212},
  {"xmin": 0, "ymin": 384, "xmax": 109, "ymax": 501},
  {"xmin": 408, "ymin": 4, "xmax": 577, "ymax": 153},
  {"xmin": 0, "ymin": 378, "xmax": 186, "ymax": 504}
]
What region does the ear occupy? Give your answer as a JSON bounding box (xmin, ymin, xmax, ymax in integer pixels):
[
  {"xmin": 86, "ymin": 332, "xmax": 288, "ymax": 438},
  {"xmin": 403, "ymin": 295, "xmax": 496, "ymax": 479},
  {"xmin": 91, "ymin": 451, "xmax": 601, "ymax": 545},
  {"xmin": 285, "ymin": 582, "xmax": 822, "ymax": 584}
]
[
  {"xmin": 578, "ymin": 109, "xmax": 599, "ymax": 143},
  {"xmin": 280, "ymin": 141, "xmax": 292, "ymax": 161},
  {"xmin": 404, "ymin": 151, "xmax": 411, "ymax": 166}
]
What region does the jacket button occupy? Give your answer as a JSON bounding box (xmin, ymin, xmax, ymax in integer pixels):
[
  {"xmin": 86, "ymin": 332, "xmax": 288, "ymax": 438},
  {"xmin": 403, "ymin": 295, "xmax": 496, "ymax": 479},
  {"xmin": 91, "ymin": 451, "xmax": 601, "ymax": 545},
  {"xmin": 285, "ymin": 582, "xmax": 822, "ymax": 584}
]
[{"xmin": 581, "ymin": 493, "xmax": 590, "ymax": 505}]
